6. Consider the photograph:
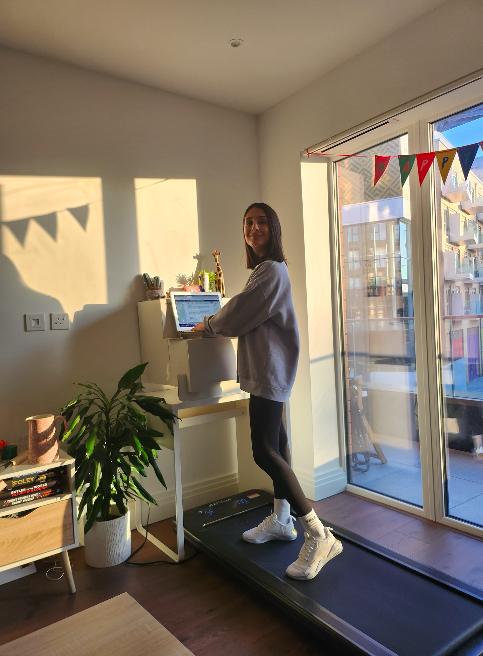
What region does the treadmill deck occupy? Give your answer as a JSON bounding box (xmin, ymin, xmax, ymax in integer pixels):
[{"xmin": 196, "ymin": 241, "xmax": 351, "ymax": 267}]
[{"xmin": 181, "ymin": 490, "xmax": 483, "ymax": 656}]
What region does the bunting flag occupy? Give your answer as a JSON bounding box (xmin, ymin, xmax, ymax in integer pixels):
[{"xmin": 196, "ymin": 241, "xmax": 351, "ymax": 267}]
[
  {"xmin": 416, "ymin": 152, "xmax": 436, "ymax": 185},
  {"xmin": 306, "ymin": 139, "xmax": 483, "ymax": 187},
  {"xmin": 398, "ymin": 155, "xmax": 416, "ymax": 187},
  {"xmin": 457, "ymin": 143, "xmax": 480, "ymax": 180},
  {"xmin": 374, "ymin": 155, "xmax": 391, "ymax": 186},
  {"xmin": 435, "ymin": 149, "xmax": 457, "ymax": 184}
]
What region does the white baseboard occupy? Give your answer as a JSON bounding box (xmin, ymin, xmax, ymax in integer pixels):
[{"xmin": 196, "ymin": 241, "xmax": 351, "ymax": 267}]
[
  {"xmin": 0, "ymin": 563, "xmax": 36, "ymax": 585},
  {"xmin": 136, "ymin": 472, "xmax": 239, "ymax": 525},
  {"xmin": 78, "ymin": 473, "xmax": 240, "ymax": 539},
  {"xmin": 295, "ymin": 466, "xmax": 346, "ymax": 502},
  {"xmin": 313, "ymin": 466, "xmax": 347, "ymax": 500}
]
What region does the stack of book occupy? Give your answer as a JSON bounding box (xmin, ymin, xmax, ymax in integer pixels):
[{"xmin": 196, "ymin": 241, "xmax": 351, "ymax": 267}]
[{"xmin": 0, "ymin": 467, "xmax": 65, "ymax": 508}]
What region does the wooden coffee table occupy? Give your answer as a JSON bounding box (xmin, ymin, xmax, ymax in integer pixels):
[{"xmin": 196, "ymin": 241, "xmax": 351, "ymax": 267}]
[{"xmin": 0, "ymin": 593, "xmax": 194, "ymax": 656}]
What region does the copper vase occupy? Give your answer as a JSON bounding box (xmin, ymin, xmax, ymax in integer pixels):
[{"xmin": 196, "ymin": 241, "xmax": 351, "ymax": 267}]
[{"xmin": 26, "ymin": 414, "xmax": 67, "ymax": 465}]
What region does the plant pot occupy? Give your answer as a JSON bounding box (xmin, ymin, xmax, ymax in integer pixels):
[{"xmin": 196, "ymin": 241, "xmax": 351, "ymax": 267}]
[
  {"xmin": 84, "ymin": 510, "xmax": 131, "ymax": 568},
  {"xmin": 146, "ymin": 287, "xmax": 164, "ymax": 300}
]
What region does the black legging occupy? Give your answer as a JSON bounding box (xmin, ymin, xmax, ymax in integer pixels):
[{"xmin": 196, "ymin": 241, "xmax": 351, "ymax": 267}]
[{"xmin": 249, "ymin": 394, "xmax": 312, "ymax": 517}]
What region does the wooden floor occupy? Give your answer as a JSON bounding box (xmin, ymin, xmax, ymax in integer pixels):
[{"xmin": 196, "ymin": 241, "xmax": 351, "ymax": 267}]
[
  {"xmin": 313, "ymin": 492, "xmax": 483, "ymax": 590},
  {"xmin": 0, "ymin": 521, "xmax": 331, "ymax": 656},
  {"xmin": 2, "ymin": 491, "xmax": 483, "ymax": 655}
]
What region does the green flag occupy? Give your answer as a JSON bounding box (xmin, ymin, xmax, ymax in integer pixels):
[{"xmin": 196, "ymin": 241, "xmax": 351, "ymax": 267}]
[{"xmin": 398, "ymin": 155, "xmax": 416, "ymax": 187}]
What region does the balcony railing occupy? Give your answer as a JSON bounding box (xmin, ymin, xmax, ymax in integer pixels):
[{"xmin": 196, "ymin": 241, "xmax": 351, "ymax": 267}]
[
  {"xmin": 449, "ymin": 214, "xmax": 478, "ymax": 245},
  {"xmin": 442, "ymin": 179, "xmax": 470, "ymax": 203},
  {"xmin": 470, "ymin": 299, "xmax": 483, "ymax": 315},
  {"xmin": 448, "ymin": 294, "xmax": 483, "ymax": 316},
  {"xmin": 461, "ymin": 196, "xmax": 483, "ymax": 215},
  {"xmin": 467, "ymin": 224, "xmax": 483, "ymax": 250},
  {"xmin": 444, "ymin": 251, "xmax": 475, "ymax": 281}
]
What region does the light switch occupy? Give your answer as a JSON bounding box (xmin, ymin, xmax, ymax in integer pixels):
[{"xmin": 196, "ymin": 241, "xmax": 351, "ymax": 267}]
[{"xmin": 25, "ymin": 313, "xmax": 46, "ymax": 331}]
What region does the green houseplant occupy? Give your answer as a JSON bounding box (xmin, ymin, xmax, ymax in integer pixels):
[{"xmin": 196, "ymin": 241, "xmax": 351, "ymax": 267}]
[{"xmin": 60, "ymin": 362, "xmax": 176, "ymax": 565}]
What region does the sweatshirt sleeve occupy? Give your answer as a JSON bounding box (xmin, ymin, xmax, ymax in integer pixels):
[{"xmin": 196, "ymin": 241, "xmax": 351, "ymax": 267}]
[{"xmin": 203, "ymin": 261, "xmax": 283, "ymax": 338}]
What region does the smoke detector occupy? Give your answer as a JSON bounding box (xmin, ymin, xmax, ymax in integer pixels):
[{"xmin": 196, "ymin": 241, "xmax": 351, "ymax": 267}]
[{"xmin": 229, "ymin": 39, "xmax": 244, "ymax": 48}]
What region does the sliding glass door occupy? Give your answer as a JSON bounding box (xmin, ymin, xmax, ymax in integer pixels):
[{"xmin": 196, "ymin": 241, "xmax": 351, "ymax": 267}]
[
  {"xmin": 432, "ymin": 103, "xmax": 483, "ymax": 528},
  {"xmin": 336, "ymin": 134, "xmax": 422, "ymax": 507},
  {"xmin": 328, "ymin": 83, "xmax": 483, "ymax": 537}
]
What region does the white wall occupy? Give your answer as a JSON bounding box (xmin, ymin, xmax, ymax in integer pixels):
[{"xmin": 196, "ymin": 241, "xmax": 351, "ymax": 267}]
[
  {"xmin": 0, "ymin": 46, "xmax": 259, "ymax": 512},
  {"xmin": 258, "ymin": 0, "xmax": 483, "ymax": 499}
]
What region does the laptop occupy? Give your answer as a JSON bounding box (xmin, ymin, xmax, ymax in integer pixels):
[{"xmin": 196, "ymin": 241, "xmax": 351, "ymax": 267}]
[{"xmin": 171, "ymin": 292, "xmax": 223, "ymax": 338}]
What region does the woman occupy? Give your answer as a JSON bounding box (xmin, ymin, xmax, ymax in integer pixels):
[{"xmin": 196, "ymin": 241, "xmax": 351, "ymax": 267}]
[{"xmin": 192, "ymin": 202, "xmax": 342, "ymax": 580}]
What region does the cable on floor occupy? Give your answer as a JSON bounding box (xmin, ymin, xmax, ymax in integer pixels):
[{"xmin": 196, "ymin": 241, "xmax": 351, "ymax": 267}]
[
  {"xmin": 45, "ymin": 556, "xmax": 65, "ymax": 581},
  {"xmin": 125, "ymin": 505, "xmax": 197, "ymax": 566}
]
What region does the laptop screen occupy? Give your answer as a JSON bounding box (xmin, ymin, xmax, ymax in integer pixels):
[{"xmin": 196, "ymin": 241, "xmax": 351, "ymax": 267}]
[{"xmin": 172, "ymin": 293, "xmax": 222, "ymax": 330}]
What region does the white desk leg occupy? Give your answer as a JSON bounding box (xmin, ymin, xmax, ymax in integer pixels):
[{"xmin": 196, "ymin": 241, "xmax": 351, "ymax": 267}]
[
  {"xmin": 134, "ymin": 421, "xmax": 184, "ymax": 563},
  {"xmin": 173, "ymin": 420, "xmax": 185, "ymax": 561}
]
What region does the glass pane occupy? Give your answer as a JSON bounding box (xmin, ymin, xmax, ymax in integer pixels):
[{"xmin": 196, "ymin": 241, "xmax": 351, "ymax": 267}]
[
  {"xmin": 434, "ymin": 105, "xmax": 483, "ymax": 527},
  {"xmin": 337, "ymin": 135, "xmax": 422, "ymax": 506}
]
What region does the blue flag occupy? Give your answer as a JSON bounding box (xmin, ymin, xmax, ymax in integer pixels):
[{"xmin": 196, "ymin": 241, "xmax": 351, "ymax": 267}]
[{"xmin": 457, "ymin": 143, "xmax": 480, "ymax": 180}]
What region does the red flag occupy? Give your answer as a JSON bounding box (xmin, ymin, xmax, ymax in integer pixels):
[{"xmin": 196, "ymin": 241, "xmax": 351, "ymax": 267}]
[
  {"xmin": 416, "ymin": 152, "xmax": 436, "ymax": 185},
  {"xmin": 374, "ymin": 155, "xmax": 391, "ymax": 186}
]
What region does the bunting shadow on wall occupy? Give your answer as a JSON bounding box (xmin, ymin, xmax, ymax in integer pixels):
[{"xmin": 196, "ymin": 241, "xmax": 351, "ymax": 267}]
[
  {"xmin": 3, "ymin": 205, "xmax": 90, "ymax": 246},
  {"xmin": 0, "ymin": 176, "xmax": 106, "ymax": 319}
]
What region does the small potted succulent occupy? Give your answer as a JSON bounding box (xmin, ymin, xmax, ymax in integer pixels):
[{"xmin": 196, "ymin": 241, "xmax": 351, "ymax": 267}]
[
  {"xmin": 60, "ymin": 363, "xmax": 176, "ymax": 568},
  {"xmin": 142, "ymin": 273, "xmax": 165, "ymax": 300}
]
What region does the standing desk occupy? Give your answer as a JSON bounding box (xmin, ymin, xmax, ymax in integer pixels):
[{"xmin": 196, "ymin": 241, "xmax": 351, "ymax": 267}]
[{"xmin": 134, "ymin": 385, "xmax": 272, "ymax": 562}]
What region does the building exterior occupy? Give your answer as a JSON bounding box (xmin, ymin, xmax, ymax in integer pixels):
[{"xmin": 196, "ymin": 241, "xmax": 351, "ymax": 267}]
[
  {"xmin": 338, "ymin": 135, "xmax": 415, "ymax": 393},
  {"xmin": 435, "ymin": 133, "xmax": 483, "ymax": 396}
]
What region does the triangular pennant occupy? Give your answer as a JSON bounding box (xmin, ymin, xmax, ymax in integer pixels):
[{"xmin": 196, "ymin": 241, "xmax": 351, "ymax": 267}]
[
  {"xmin": 33, "ymin": 212, "xmax": 57, "ymax": 240},
  {"xmin": 416, "ymin": 152, "xmax": 436, "ymax": 186},
  {"xmin": 374, "ymin": 155, "xmax": 391, "ymax": 186},
  {"xmin": 67, "ymin": 204, "xmax": 89, "ymax": 231},
  {"xmin": 435, "ymin": 149, "xmax": 457, "ymax": 184},
  {"xmin": 4, "ymin": 218, "xmax": 30, "ymax": 245},
  {"xmin": 457, "ymin": 143, "xmax": 480, "ymax": 180},
  {"xmin": 398, "ymin": 155, "xmax": 416, "ymax": 187}
]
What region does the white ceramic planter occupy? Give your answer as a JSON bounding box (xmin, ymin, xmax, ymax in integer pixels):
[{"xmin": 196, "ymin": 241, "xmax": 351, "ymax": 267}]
[{"xmin": 84, "ymin": 510, "xmax": 131, "ymax": 568}]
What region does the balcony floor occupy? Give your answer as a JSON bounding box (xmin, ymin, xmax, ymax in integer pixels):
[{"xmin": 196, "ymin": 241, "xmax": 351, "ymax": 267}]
[{"xmin": 352, "ymin": 434, "xmax": 483, "ymax": 526}]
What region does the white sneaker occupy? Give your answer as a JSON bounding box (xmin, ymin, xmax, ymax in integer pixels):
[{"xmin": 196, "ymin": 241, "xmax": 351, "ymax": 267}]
[
  {"xmin": 285, "ymin": 527, "xmax": 342, "ymax": 580},
  {"xmin": 243, "ymin": 513, "xmax": 298, "ymax": 544}
]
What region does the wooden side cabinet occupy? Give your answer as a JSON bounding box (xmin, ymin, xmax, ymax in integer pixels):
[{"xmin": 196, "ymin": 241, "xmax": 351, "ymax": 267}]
[{"xmin": 0, "ymin": 449, "xmax": 78, "ymax": 593}]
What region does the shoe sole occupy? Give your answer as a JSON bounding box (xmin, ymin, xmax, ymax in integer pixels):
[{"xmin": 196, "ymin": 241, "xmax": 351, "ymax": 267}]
[
  {"xmin": 286, "ymin": 539, "xmax": 343, "ymax": 580},
  {"xmin": 243, "ymin": 533, "xmax": 298, "ymax": 544}
]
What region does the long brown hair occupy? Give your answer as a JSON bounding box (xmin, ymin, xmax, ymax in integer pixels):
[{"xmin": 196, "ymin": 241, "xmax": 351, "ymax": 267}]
[{"xmin": 243, "ymin": 202, "xmax": 287, "ymax": 269}]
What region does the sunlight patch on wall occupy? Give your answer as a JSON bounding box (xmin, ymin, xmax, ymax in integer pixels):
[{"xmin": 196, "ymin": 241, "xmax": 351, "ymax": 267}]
[
  {"xmin": 135, "ymin": 178, "xmax": 199, "ymax": 289},
  {"xmin": 0, "ymin": 176, "xmax": 107, "ymax": 319}
]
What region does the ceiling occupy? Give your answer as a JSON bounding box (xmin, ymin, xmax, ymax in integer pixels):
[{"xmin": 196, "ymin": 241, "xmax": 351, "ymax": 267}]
[{"xmin": 0, "ymin": 0, "xmax": 448, "ymax": 114}]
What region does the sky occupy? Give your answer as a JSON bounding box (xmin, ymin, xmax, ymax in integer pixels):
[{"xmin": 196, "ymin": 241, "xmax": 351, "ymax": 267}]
[{"xmin": 439, "ymin": 116, "xmax": 483, "ymax": 148}]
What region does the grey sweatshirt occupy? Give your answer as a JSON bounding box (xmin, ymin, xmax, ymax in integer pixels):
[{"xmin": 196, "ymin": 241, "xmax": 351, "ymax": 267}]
[{"xmin": 203, "ymin": 260, "xmax": 299, "ymax": 402}]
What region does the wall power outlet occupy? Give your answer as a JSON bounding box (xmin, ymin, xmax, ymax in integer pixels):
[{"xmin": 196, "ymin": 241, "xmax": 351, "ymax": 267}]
[{"xmin": 51, "ymin": 313, "xmax": 70, "ymax": 330}]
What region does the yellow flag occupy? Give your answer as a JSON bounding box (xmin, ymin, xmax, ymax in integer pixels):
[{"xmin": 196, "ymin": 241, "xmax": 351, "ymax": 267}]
[{"xmin": 435, "ymin": 149, "xmax": 457, "ymax": 184}]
